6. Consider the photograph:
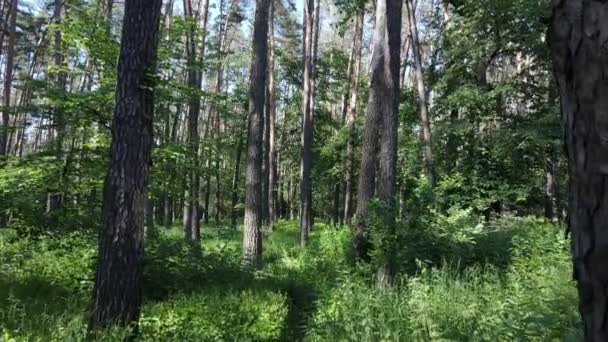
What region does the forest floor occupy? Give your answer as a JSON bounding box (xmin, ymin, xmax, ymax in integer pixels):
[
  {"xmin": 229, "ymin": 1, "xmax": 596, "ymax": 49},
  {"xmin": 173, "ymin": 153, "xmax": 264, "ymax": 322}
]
[{"xmin": 0, "ymin": 217, "xmax": 582, "ymax": 341}]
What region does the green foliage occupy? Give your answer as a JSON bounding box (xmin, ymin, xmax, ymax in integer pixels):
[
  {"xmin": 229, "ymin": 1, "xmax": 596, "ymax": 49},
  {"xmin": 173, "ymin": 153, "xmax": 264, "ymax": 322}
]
[
  {"xmin": 308, "ymin": 217, "xmax": 580, "ymax": 341},
  {"xmin": 1, "ymin": 217, "xmax": 580, "ymax": 341}
]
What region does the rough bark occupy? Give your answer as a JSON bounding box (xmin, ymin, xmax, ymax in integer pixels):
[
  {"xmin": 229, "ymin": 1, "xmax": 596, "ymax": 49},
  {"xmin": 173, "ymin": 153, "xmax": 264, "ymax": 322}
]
[
  {"xmin": 0, "ymin": 0, "xmax": 17, "ymax": 156},
  {"xmin": 406, "ymin": 0, "xmax": 434, "ymax": 187},
  {"xmin": 88, "ymin": 0, "xmax": 162, "ymax": 331},
  {"xmin": 549, "ymin": 1, "xmax": 608, "ymax": 340},
  {"xmin": 376, "ymin": 0, "xmax": 401, "ymax": 286},
  {"xmin": 243, "ymin": 0, "xmax": 269, "ymax": 266},
  {"xmin": 343, "ymin": 11, "xmax": 364, "ymax": 225},
  {"xmin": 354, "ymin": 0, "xmax": 401, "ymax": 265}
]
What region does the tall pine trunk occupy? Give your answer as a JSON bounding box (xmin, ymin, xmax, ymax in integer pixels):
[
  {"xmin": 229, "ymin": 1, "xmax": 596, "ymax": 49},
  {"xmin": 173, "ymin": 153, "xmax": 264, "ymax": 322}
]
[
  {"xmin": 88, "ymin": 0, "xmax": 162, "ymax": 331},
  {"xmin": 299, "ymin": 0, "xmax": 316, "ymax": 245},
  {"xmin": 0, "ymin": 0, "xmax": 17, "ymax": 156},
  {"xmin": 243, "ymin": 0, "xmax": 269, "ymax": 266},
  {"xmin": 343, "ymin": 11, "xmax": 364, "ymax": 225},
  {"xmin": 267, "ymin": 3, "xmax": 277, "ymax": 225},
  {"xmin": 550, "ymin": 1, "xmax": 608, "ymax": 340},
  {"xmin": 405, "ymin": 0, "xmax": 434, "ymax": 186}
]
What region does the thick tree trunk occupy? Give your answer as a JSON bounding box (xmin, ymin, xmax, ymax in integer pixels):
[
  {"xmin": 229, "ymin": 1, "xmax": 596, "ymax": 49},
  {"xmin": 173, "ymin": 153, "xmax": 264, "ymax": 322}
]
[
  {"xmin": 549, "ymin": 2, "xmax": 608, "ymax": 340},
  {"xmin": 88, "ymin": 0, "xmax": 162, "ymax": 331},
  {"xmin": 343, "ymin": 11, "xmax": 364, "ymax": 225},
  {"xmin": 243, "ymin": 0, "xmax": 269, "ymax": 266},
  {"xmin": 354, "ymin": 0, "xmax": 401, "ymax": 265},
  {"xmin": 376, "ymin": 0, "xmax": 401, "ymax": 286},
  {"xmin": 406, "ymin": 0, "xmax": 434, "ymax": 186},
  {"xmin": 299, "ymin": 0, "xmax": 315, "ymax": 245},
  {"xmin": 0, "ymin": 0, "xmax": 17, "ymax": 156}
]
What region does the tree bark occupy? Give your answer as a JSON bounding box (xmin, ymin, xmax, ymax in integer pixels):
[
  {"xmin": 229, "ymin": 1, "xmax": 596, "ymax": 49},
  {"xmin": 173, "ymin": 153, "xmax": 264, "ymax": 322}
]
[
  {"xmin": 343, "ymin": 11, "xmax": 364, "ymax": 225},
  {"xmin": 88, "ymin": 0, "xmax": 162, "ymax": 331},
  {"xmin": 375, "ymin": 0, "xmax": 401, "ymax": 286},
  {"xmin": 243, "ymin": 0, "xmax": 269, "ymax": 266},
  {"xmin": 268, "ymin": 3, "xmax": 277, "ymax": 226},
  {"xmin": 405, "ymin": 0, "xmax": 434, "ymax": 187},
  {"xmin": 549, "ymin": 1, "xmax": 608, "ymax": 340},
  {"xmin": 299, "ymin": 0, "xmax": 315, "ymax": 245},
  {"xmin": 183, "ymin": 0, "xmax": 209, "ymax": 241},
  {"xmin": 0, "ymin": 0, "xmax": 17, "ymax": 156},
  {"xmin": 354, "ymin": 0, "xmax": 401, "ymax": 264}
]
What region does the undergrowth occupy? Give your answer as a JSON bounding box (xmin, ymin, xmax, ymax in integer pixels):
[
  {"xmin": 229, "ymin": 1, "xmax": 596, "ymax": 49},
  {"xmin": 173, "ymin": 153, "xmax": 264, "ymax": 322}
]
[{"xmin": 0, "ymin": 216, "xmax": 580, "ymax": 341}]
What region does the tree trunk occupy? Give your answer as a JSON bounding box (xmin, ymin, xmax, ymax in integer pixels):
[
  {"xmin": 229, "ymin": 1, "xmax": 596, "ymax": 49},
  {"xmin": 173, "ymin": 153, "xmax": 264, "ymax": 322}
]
[
  {"xmin": 267, "ymin": 3, "xmax": 277, "ymax": 226},
  {"xmin": 243, "ymin": 0, "xmax": 269, "ymax": 266},
  {"xmin": 0, "ymin": 0, "xmax": 12, "ymax": 60},
  {"xmin": 343, "ymin": 11, "xmax": 364, "ymax": 225},
  {"xmin": 289, "ymin": 173, "xmax": 295, "ymax": 220},
  {"xmin": 231, "ymin": 109, "xmax": 246, "ymax": 228},
  {"xmin": 164, "ymin": 193, "xmax": 173, "ymax": 229},
  {"xmin": 354, "ymin": 0, "xmax": 401, "ymax": 265},
  {"xmin": 0, "ymin": 0, "xmax": 17, "ymax": 156},
  {"xmin": 375, "ymin": 0, "xmax": 401, "ymax": 286},
  {"xmin": 405, "ymin": 0, "xmax": 434, "ymax": 186},
  {"xmin": 183, "ymin": 0, "xmax": 209, "ymax": 242},
  {"xmin": 145, "ymin": 194, "xmax": 155, "ymax": 237},
  {"xmin": 105, "ymin": 0, "xmax": 114, "ymax": 33},
  {"xmin": 299, "ymin": 0, "xmax": 315, "ymax": 245},
  {"xmin": 549, "ymin": 2, "xmax": 608, "ymax": 340},
  {"xmin": 263, "ymin": 87, "xmax": 270, "ymax": 224},
  {"xmin": 204, "ymin": 168, "xmax": 211, "ymax": 225},
  {"xmin": 544, "ymin": 144, "xmax": 558, "ymax": 222},
  {"xmin": 215, "ymin": 150, "xmax": 221, "ymax": 225},
  {"xmin": 88, "ymin": 0, "xmax": 162, "ymax": 331}
]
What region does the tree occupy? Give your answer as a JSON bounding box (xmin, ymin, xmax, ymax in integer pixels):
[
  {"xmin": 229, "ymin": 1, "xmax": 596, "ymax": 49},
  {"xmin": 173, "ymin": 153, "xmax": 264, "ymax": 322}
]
[
  {"xmin": 354, "ymin": 0, "xmax": 401, "ymax": 263},
  {"xmin": 183, "ymin": 0, "xmax": 210, "ymax": 242},
  {"xmin": 267, "ymin": 1, "xmax": 278, "ymax": 226},
  {"xmin": 549, "ymin": 1, "xmax": 608, "ymax": 340},
  {"xmin": 405, "ymin": 0, "xmax": 434, "ymax": 187},
  {"xmin": 0, "ymin": 0, "xmax": 17, "ymax": 156},
  {"xmin": 88, "ymin": 0, "xmax": 162, "ymax": 330},
  {"xmin": 343, "ymin": 10, "xmax": 364, "ymax": 225},
  {"xmin": 299, "ymin": 0, "xmax": 316, "ymax": 245},
  {"xmin": 243, "ymin": 0, "xmax": 270, "ymax": 266}
]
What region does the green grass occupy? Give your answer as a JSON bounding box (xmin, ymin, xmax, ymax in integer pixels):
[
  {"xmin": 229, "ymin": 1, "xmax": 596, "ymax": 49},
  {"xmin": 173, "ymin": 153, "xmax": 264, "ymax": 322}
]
[{"xmin": 0, "ymin": 217, "xmax": 581, "ymax": 341}]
